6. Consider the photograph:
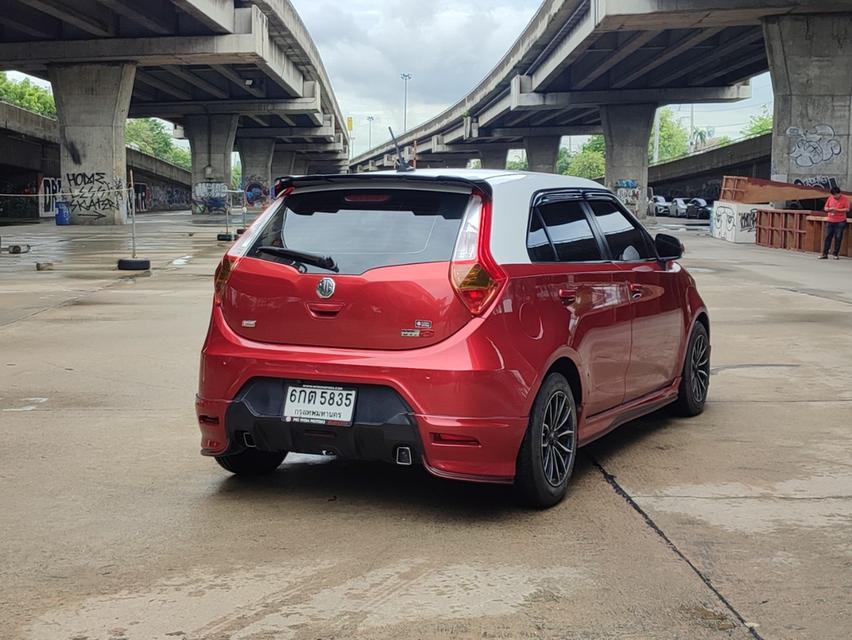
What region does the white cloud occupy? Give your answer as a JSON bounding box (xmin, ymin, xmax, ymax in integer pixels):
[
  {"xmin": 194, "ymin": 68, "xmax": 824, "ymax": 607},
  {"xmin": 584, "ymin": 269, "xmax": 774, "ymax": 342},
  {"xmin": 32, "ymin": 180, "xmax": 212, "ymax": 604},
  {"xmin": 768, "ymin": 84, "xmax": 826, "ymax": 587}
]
[{"xmin": 291, "ymin": 0, "xmax": 541, "ymax": 154}]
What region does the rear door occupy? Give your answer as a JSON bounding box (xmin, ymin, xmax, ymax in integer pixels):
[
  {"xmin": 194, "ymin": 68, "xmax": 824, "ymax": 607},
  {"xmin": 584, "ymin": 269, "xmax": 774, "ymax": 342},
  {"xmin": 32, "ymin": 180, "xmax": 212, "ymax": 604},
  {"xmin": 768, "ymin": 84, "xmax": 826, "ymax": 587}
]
[
  {"xmin": 526, "ymin": 193, "xmax": 632, "ymax": 416},
  {"xmin": 221, "ymin": 186, "xmax": 474, "ymax": 350},
  {"xmin": 585, "ymin": 197, "xmax": 685, "ymax": 401}
]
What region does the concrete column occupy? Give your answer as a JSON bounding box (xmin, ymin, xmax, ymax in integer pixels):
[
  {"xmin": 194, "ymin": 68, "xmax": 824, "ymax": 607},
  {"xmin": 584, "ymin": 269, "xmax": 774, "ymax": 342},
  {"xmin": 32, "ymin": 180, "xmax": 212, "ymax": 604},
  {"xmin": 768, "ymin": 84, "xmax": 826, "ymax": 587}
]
[
  {"xmin": 237, "ymin": 138, "xmax": 275, "ymax": 209},
  {"xmin": 442, "ymin": 158, "xmax": 471, "ymax": 169},
  {"xmin": 479, "ymin": 148, "xmax": 507, "ymax": 170},
  {"xmin": 184, "ymin": 114, "xmax": 238, "ymax": 214},
  {"xmin": 600, "ymin": 103, "xmax": 656, "ymax": 219},
  {"xmin": 525, "ymin": 136, "xmax": 560, "ymax": 173},
  {"xmin": 271, "ymin": 150, "xmax": 296, "ymax": 178},
  {"xmin": 48, "ymin": 62, "xmax": 136, "ymax": 225},
  {"xmin": 291, "ymin": 157, "xmax": 309, "ymax": 175},
  {"xmin": 764, "ymin": 14, "xmax": 852, "ymax": 190}
]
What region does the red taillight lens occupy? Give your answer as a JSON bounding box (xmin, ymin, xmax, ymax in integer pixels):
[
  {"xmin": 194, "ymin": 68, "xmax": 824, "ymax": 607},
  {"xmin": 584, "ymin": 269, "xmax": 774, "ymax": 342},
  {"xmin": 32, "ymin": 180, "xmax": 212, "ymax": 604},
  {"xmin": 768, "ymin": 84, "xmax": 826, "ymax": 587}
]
[
  {"xmin": 213, "ymin": 254, "xmax": 236, "ymax": 305},
  {"xmin": 450, "ymin": 195, "xmax": 506, "ymax": 316}
]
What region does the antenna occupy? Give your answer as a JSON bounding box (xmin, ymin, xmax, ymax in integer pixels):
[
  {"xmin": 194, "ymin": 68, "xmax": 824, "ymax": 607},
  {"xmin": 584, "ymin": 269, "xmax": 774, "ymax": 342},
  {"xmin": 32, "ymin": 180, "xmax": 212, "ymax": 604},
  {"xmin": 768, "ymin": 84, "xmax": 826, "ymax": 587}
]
[{"xmin": 388, "ymin": 127, "xmax": 413, "ymax": 172}]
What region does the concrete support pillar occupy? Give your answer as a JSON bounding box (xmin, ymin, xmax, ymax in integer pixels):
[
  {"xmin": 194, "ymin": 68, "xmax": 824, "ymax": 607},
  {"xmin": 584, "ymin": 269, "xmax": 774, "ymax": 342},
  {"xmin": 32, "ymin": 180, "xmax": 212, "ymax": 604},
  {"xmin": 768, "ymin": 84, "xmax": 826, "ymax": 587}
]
[
  {"xmin": 184, "ymin": 114, "xmax": 238, "ymax": 214},
  {"xmin": 49, "ymin": 62, "xmax": 136, "ymax": 225},
  {"xmin": 271, "ymin": 150, "xmax": 296, "ymax": 178},
  {"xmin": 442, "ymin": 158, "xmax": 471, "ymax": 169},
  {"xmin": 479, "ymin": 148, "xmax": 507, "ymax": 170},
  {"xmin": 525, "ymin": 136, "xmax": 560, "ymax": 173},
  {"xmin": 600, "ymin": 103, "xmax": 656, "ymax": 219},
  {"xmin": 291, "ymin": 157, "xmax": 309, "ymax": 175},
  {"xmin": 237, "ymin": 138, "xmax": 275, "ymax": 209},
  {"xmin": 764, "ymin": 14, "xmax": 852, "ymax": 190}
]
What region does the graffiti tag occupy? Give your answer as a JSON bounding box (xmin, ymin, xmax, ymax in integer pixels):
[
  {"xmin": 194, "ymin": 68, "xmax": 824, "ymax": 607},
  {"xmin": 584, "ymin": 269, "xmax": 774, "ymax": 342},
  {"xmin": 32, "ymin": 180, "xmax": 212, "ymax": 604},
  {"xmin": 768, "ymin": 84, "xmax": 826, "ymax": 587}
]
[{"xmin": 787, "ymin": 124, "xmax": 843, "ymax": 168}]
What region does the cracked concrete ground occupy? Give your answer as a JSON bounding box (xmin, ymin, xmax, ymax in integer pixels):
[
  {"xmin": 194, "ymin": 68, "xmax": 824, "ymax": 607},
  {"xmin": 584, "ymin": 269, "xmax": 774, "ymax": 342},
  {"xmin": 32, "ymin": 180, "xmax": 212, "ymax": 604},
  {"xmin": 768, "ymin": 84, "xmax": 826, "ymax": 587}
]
[{"xmin": 0, "ymin": 213, "xmax": 849, "ymax": 639}]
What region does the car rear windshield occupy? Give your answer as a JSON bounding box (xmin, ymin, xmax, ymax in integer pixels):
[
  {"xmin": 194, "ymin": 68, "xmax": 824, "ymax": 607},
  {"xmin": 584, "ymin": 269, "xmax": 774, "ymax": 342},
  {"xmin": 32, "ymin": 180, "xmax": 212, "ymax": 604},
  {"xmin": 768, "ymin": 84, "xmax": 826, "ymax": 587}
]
[{"xmin": 249, "ymin": 188, "xmax": 469, "ymax": 275}]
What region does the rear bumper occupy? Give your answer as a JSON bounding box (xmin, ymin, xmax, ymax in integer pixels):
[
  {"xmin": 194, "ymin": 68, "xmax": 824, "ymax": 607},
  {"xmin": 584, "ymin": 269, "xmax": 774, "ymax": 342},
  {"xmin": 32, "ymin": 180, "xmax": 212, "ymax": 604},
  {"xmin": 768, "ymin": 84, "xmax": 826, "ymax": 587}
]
[{"xmin": 196, "ymin": 307, "xmax": 531, "ymax": 482}]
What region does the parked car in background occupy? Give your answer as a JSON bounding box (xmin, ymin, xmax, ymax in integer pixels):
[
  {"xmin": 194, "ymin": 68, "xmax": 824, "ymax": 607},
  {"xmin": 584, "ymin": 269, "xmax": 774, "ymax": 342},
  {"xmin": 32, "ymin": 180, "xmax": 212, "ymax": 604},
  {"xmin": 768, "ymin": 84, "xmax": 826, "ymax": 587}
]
[
  {"xmin": 669, "ymin": 198, "xmax": 688, "ymax": 218},
  {"xmin": 197, "ymin": 169, "xmax": 711, "ymax": 507},
  {"xmin": 686, "ymin": 198, "xmax": 712, "ymax": 219},
  {"xmin": 648, "ymin": 195, "xmax": 669, "ymax": 217}
]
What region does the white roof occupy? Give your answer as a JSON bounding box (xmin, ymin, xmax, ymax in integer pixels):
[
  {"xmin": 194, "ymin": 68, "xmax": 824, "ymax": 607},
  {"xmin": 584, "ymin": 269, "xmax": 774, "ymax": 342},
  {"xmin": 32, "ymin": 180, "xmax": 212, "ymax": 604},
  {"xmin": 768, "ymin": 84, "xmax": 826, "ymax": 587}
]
[{"xmin": 365, "ymin": 168, "xmax": 606, "ymax": 191}]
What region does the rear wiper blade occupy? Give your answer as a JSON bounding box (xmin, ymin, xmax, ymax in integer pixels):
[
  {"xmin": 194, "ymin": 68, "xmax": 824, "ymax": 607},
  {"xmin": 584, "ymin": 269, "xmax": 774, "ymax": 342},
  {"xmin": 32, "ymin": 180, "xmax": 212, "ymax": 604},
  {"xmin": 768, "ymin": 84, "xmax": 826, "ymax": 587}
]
[{"xmin": 256, "ymin": 246, "xmax": 339, "ymax": 273}]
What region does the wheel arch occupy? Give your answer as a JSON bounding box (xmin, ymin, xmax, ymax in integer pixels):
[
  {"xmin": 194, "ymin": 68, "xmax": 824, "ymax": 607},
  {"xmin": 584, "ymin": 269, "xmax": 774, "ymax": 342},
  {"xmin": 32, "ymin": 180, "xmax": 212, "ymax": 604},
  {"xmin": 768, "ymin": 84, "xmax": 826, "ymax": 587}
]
[{"xmin": 542, "ymin": 356, "xmax": 583, "ymax": 417}]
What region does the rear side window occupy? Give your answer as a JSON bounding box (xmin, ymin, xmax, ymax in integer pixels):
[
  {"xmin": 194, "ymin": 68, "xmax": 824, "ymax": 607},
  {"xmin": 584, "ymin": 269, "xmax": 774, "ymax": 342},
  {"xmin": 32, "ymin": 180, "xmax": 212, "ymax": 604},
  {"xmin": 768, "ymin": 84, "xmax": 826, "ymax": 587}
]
[
  {"xmin": 528, "ymin": 200, "xmax": 602, "ymax": 262},
  {"xmin": 250, "ymin": 189, "xmax": 468, "ymax": 274},
  {"xmin": 587, "ymin": 199, "xmax": 655, "ymax": 261}
]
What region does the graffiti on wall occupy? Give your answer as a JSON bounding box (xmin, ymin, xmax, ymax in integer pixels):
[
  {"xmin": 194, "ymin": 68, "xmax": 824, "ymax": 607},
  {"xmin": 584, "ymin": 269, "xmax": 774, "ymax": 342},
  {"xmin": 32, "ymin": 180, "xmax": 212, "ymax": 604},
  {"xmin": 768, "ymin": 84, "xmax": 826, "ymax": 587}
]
[
  {"xmin": 711, "ymin": 201, "xmax": 757, "ymax": 243},
  {"xmin": 193, "ymin": 181, "xmax": 227, "ymax": 214},
  {"xmin": 65, "ymin": 172, "xmax": 126, "ymax": 220},
  {"xmin": 787, "ymin": 124, "xmax": 843, "ymax": 168},
  {"xmin": 614, "ymin": 179, "xmax": 642, "ymax": 216},
  {"xmin": 242, "ymin": 175, "xmax": 269, "ymax": 208},
  {"xmin": 40, "ymin": 177, "xmax": 62, "ymax": 217},
  {"xmin": 793, "ymin": 175, "xmax": 840, "ymax": 191}
]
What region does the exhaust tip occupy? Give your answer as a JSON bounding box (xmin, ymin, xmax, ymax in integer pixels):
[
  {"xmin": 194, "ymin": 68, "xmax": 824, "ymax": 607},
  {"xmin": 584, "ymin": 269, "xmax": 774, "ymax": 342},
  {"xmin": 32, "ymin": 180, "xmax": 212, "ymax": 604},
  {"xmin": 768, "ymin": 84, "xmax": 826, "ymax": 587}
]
[
  {"xmin": 395, "ymin": 446, "xmax": 413, "ymax": 466},
  {"xmin": 242, "ymin": 432, "xmax": 257, "ymax": 448}
]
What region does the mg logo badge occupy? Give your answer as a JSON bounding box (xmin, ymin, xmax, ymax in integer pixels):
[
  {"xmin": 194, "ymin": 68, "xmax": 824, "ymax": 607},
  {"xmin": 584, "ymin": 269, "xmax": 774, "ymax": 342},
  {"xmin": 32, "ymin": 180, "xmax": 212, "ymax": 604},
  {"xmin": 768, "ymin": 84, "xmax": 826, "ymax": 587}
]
[{"xmin": 316, "ymin": 277, "xmax": 336, "ymax": 299}]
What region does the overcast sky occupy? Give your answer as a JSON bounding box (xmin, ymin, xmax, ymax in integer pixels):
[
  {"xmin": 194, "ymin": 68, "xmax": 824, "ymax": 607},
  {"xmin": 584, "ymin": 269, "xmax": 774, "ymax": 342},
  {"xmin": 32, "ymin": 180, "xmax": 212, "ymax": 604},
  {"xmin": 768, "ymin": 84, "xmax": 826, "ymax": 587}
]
[{"xmin": 290, "ymin": 0, "xmax": 774, "ymax": 157}]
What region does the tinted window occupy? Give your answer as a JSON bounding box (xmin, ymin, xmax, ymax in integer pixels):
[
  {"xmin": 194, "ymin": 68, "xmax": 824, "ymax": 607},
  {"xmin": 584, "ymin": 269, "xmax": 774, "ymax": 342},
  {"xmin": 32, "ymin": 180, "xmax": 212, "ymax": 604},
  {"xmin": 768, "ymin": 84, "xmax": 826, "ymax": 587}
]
[
  {"xmin": 528, "ymin": 200, "xmax": 602, "ymax": 262},
  {"xmin": 250, "ymin": 189, "xmax": 467, "ymax": 274},
  {"xmin": 588, "ymin": 199, "xmax": 654, "ymax": 261}
]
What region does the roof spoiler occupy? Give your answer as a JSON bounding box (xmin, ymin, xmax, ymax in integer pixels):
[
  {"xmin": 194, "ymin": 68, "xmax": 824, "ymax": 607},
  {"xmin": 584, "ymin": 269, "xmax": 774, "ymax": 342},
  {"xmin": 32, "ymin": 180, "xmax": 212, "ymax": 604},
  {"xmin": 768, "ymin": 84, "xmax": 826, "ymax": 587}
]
[{"xmin": 271, "ymin": 173, "xmax": 492, "ymax": 199}]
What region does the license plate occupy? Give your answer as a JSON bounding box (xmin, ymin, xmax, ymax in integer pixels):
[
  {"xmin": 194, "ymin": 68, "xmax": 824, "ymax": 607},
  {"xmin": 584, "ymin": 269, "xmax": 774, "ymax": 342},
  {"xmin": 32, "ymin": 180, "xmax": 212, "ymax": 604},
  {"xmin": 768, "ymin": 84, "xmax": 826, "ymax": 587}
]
[{"xmin": 283, "ymin": 385, "xmax": 357, "ymax": 426}]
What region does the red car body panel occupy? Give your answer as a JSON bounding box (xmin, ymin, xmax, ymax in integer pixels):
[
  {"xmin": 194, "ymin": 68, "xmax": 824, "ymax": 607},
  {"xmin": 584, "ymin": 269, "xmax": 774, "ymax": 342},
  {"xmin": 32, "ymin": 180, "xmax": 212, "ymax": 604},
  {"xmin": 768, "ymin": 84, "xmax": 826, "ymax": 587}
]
[{"xmin": 196, "ymin": 172, "xmax": 708, "ymax": 485}]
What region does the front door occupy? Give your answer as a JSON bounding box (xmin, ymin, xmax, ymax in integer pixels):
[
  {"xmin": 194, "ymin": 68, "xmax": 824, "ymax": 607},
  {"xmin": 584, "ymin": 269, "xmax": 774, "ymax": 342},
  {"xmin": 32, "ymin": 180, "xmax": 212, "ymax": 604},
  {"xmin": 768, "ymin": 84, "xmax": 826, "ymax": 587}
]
[
  {"xmin": 526, "ymin": 194, "xmax": 632, "ymax": 417},
  {"xmin": 584, "ymin": 197, "xmax": 685, "ymax": 402}
]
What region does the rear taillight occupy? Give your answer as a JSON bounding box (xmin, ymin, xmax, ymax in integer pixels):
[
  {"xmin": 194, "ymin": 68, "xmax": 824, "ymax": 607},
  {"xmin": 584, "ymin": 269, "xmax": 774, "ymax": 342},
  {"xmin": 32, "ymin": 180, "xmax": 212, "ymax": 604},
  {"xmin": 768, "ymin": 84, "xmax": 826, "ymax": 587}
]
[
  {"xmin": 450, "ymin": 194, "xmax": 506, "ymax": 315},
  {"xmin": 213, "ymin": 254, "xmax": 236, "ymax": 305}
]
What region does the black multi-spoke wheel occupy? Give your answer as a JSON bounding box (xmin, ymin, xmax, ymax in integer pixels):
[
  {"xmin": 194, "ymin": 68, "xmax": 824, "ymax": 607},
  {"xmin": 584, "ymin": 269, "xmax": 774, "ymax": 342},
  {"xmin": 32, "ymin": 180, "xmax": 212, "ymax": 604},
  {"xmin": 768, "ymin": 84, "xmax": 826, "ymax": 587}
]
[
  {"xmin": 674, "ymin": 322, "xmax": 710, "ymax": 416},
  {"xmin": 541, "ymin": 391, "xmax": 575, "ymax": 487},
  {"xmin": 515, "ymin": 373, "xmax": 577, "ymax": 508}
]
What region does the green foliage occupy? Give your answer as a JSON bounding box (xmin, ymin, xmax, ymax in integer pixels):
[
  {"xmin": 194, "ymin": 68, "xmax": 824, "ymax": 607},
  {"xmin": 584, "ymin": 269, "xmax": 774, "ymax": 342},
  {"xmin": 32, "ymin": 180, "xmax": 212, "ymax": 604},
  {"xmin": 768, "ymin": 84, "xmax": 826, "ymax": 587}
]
[
  {"xmin": 506, "ymin": 157, "xmax": 528, "ymax": 171},
  {"xmin": 742, "ymin": 106, "xmax": 773, "ymax": 137},
  {"xmin": 565, "ymin": 145, "xmax": 605, "ymax": 180},
  {"xmin": 652, "ymin": 108, "xmax": 689, "ymax": 161},
  {"xmin": 556, "ymin": 147, "xmax": 572, "ymax": 175},
  {"xmin": 231, "ymin": 160, "xmax": 242, "ymax": 189},
  {"xmin": 0, "ymin": 72, "xmax": 56, "ymax": 117},
  {"xmin": 125, "ymin": 118, "xmax": 191, "ymax": 170}
]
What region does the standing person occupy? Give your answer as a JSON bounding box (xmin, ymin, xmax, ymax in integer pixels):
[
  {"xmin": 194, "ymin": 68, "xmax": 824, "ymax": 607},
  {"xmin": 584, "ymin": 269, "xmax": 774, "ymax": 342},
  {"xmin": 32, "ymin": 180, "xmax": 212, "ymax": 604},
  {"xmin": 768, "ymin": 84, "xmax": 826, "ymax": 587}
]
[{"xmin": 820, "ymin": 186, "xmax": 850, "ymax": 259}]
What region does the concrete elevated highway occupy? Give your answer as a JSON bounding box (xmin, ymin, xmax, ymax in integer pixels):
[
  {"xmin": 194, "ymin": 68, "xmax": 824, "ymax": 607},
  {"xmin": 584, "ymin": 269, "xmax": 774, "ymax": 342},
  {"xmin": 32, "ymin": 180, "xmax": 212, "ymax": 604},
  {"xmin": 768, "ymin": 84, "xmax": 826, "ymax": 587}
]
[
  {"xmin": 0, "ymin": 0, "xmax": 349, "ymax": 223},
  {"xmin": 351, "ymin": 0, "xmax": 852, "ymax": 218}
]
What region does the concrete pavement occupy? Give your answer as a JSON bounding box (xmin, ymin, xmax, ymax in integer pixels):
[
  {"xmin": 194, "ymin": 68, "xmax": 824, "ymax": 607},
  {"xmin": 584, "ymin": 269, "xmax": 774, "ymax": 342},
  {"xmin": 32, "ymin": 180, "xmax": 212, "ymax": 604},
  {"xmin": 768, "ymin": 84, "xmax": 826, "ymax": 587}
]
[{"xmin": 0, "ymin": 214, "xmax": 850, "ymax": 639}]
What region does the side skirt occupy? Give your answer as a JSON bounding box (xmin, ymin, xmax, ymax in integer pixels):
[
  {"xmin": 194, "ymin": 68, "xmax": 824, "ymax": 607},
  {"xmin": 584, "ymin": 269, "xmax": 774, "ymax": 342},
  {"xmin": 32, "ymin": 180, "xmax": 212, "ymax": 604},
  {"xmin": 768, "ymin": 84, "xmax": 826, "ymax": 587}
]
[{"xmin": 578, "ymin": 378, "xmax": 681, "ymax": 448}]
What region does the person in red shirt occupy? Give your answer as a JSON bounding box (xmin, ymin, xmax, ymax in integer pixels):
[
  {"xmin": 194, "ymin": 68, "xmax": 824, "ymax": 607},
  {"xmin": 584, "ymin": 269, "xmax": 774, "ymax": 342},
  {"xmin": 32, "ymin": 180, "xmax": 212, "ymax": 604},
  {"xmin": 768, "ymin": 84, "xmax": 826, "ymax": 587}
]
[{"xmin": 820, "ymin": 186, "xmax": 850, "ymax": 259}]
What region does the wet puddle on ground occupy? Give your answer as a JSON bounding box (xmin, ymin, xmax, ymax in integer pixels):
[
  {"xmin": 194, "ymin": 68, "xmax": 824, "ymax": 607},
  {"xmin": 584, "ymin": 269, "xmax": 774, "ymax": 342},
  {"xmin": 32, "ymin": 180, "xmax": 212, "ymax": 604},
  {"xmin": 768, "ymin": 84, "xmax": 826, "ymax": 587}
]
[{"xmin": 26, "ymin": 561, "xmax": 583, "ymax": 639}]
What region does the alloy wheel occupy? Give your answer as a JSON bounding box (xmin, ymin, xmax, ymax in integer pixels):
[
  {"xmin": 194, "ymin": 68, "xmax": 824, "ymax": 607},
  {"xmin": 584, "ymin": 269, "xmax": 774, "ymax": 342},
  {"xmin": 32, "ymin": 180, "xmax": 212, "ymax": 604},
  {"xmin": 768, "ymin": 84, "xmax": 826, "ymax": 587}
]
[
  {"xmin": 691, "ymin": 333, "xmax": 710, "ymax": 403},
  {"xmin": 540, "ymin": 391, "xmax": 575, "ymax": 487}
]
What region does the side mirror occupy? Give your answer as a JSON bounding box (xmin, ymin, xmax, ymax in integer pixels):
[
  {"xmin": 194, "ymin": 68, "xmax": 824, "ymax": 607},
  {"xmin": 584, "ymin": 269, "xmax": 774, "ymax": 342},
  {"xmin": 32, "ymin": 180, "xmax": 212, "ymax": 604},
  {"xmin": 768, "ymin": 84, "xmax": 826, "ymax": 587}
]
[{"xmin": 655, "ymin": 233, "xmax": 683, "ymax": 261}]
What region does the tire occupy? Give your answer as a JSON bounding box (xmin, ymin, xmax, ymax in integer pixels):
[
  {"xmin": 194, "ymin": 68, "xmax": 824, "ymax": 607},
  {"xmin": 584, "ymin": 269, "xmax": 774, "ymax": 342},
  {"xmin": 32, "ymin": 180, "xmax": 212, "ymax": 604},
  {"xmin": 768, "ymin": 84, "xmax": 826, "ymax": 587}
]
[
  {"xmin": 515, "ymin": 373, "xmax": 578, "ymax": 508},
  {"xmin": 117, "ymin": 258, "xmax": 151, "ymax": 271},
  {"xmin": 673, "ymin": 322, "xmax": 710, "ymax": 417},
  {"xmin": 215, "ymin": 449, "xmax": 286, "ymax": 476}
]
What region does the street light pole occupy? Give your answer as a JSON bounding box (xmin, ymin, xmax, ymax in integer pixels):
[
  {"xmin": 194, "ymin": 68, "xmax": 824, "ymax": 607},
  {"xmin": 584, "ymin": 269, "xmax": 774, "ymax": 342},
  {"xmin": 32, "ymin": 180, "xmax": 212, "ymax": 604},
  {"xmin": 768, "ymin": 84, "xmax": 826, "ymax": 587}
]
[
  {"xmin": 367, "ymin": 115, "xmax": 374, "ymax": 149},
  {"xmin": 400, "ymin": 73, "xmax": 412, "ymax": 132}
]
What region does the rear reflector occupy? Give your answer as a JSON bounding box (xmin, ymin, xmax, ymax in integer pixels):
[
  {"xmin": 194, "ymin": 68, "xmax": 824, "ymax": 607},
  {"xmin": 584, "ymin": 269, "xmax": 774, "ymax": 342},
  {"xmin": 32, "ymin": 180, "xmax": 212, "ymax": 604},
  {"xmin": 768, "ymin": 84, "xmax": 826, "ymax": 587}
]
[{"xmin": 432, "ymin": 433, "xmax": 481, "ymax": 446}]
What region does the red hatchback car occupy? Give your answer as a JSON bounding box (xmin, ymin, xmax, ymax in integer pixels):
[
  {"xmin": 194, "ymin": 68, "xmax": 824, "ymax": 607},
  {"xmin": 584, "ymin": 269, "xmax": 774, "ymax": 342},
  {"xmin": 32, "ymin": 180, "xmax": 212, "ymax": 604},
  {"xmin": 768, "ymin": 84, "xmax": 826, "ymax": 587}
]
[{"xmin": 196, "ymin": 169, "xmax": 710, "ymax": 507}]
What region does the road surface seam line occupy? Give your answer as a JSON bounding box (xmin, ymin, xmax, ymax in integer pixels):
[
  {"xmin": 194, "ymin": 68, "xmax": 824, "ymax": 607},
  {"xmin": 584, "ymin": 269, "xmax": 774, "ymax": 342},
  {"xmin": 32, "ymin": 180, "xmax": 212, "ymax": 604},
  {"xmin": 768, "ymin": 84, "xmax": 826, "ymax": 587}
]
[
  {"xmin": 632, "ymin": 494, "xmax": 851, "ymax": 501},
  {"xmin": 590, "ymin": 456, "xmax": 765, "ymax": 640}
]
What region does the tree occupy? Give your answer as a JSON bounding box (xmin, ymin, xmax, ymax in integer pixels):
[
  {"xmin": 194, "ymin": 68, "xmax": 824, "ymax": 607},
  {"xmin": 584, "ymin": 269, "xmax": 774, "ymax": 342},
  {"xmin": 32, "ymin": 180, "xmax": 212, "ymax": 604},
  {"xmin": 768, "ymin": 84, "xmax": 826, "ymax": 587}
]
[
  {"xmin": 125, "ymin": 118, "xmax": 191, "ymax": 170},
  {"xmin": 506, "ymin": 156, "xmax": 528, "ymax": 171},
  {"xmin": 231, "ymin": 160, "xmax": 242, "ymax": 189},
  {"xmin": 742, "ymin": 106, "xmax": 773, "ymax": 137},
  {"xmin": 652, "ymin": 108, "xmax": 689, "ymax": 161},
  {"xmin": 0, "ymin": 72, "xmax": 56, "ymax": 117},
  {"xmin": 556, "ymin": 147, "xmax": 572, "ymax": 175},
  {"xmin": 566, "ymin": 147, "xmax": 605, "ymax": 179}
]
